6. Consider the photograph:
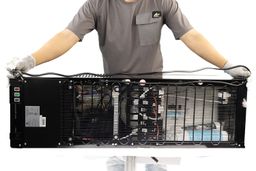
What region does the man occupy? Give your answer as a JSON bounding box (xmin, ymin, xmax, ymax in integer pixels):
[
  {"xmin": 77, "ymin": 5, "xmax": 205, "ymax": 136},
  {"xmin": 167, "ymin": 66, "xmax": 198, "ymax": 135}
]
[
  {"xmin": 7, "ymin": 0, "xmax": 250, "ymax": 78},
  {"xmin": 6, "ymin": 0, "xmax": 250, "ymax": 170}
]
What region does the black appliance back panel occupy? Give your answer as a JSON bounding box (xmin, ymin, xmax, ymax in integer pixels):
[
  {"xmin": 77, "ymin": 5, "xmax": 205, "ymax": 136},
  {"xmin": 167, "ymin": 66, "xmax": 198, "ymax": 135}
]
[{"xmin": 9, "ymin": 78, "xmax": 247, "ymax": 148}]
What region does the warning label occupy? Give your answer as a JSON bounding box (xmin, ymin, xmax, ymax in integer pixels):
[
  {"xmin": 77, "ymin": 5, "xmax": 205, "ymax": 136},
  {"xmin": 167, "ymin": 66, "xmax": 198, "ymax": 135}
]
[{"xmin": 25, "ymin": 106, "xmax": 46, "ymax": 127}]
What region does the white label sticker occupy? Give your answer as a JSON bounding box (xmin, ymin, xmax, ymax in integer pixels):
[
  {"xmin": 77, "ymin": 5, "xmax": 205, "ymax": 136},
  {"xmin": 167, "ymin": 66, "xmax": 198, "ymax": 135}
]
[
  {"xmin": 40, "ymin": 115, "xmax": 46, "ymax": 127},
  {"xmin": 25, "ymin": 106, "xmax": 40, "ymax": 127},
  {"xmin": 25, "ymin": 106, "xmax": 46, "ymax": 127}
]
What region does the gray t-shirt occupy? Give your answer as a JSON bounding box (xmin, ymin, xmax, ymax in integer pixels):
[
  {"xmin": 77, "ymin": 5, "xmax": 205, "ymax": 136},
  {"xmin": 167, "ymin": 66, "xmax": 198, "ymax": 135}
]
[{"xmin": 67, "ymin": 0, "xmax": 192, "ymax": 77}]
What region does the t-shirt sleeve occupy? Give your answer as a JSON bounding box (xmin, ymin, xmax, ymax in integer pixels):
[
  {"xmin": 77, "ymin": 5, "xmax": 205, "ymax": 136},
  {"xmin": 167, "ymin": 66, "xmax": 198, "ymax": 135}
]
[
  {"xmin": 162, "ymin": 0, "xmax": 193, "ymax": 40},
  {"xmin": 66, "ymin": 0, "xmax": 97, "ymax": 41}
]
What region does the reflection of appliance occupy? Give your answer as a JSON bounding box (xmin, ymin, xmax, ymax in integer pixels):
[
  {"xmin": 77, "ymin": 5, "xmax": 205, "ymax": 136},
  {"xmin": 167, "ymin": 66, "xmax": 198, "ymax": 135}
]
[{"xmin": 9, "ymin": 77, "xmax": 247, "ymax": 148}]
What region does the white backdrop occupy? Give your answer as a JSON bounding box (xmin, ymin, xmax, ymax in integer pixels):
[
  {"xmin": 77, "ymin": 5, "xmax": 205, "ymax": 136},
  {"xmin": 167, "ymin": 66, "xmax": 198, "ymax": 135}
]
[{"xmin": 0, "ymin": 0, "xmax": 255, "ymax": 170}]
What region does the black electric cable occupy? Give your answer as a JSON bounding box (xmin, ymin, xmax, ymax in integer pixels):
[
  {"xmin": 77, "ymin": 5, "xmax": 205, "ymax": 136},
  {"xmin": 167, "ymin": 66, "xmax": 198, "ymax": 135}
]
[
  {"xmin": 11, "ymin": 65, "xmax": 251, "ymax": 79},
  {"xmin": 99, "ymin": 79, "xmax": 246, "ymax": 87},
  {"xmin": 21, "ymin": 71, "xmax": 107, "ymax": 78},
  {"xmin": 107, "ymin": 65, "xmax": 251, "ymax": 77}
]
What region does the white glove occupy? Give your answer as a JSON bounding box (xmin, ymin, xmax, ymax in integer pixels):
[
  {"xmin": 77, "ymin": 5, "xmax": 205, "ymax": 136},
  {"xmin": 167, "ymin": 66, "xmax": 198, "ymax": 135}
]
[
  {"xmin": 7, "ymin": 55, "xmax": 36, "ymax": 75},
  {"xmin": 223, "ymin": 61, "xmax": 251, "ymax": 78}
]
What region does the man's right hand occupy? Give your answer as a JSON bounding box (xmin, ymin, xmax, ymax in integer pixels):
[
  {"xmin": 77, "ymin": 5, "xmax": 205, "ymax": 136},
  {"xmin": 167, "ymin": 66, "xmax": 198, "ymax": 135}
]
[
  {"xmin": 6, "ymin": 56, "xmax": 36, "ymax": 76},
  {"xmin": 6, "ymin": 29, "xmax": 79, "ymax": 78}
]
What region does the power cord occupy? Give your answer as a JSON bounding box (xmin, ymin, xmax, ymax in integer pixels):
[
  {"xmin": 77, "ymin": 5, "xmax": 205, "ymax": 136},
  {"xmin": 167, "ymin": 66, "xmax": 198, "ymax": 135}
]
[
  {"xmin": 107, "ymin": 65, "xmax": 251, "ymax": 77},
  {"xmin": 10, "ymin": 65, "xmax": 250, "ymax": 79}
]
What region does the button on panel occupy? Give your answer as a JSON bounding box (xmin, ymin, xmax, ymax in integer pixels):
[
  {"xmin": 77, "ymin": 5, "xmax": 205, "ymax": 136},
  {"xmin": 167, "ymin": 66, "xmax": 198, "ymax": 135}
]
[
  {"xmin": 14, "ymin": 98, "xmax": 20, "ymax": 103},
  {"xmin": 14, "ymin": 87, "xmax": 20, "ymax": 91},
  {"xmin": 14, "ymin": 92, "xmax": 20, "ymax": 97},
  {"xmin": 13, "ymin": 87, "xmax": 21, "ymax": 103}
]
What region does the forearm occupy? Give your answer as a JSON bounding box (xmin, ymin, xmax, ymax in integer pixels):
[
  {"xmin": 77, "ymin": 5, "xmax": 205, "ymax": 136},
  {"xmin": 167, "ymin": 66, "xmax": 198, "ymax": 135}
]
[
  {"xmin": 32, "ymin": 29, "xmax": 79, "ymax": 65},
  {"xmin": 180, "ymin": 29, "xmax": 227, "ymax": 68}
]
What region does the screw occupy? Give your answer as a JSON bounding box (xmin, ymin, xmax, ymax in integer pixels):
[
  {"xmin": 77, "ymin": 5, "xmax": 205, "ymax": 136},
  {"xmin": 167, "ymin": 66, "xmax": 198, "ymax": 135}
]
[
  {"xmin": 114, "ymin": 86, "xmax": 119, "ymax": 92},
  {"xmin": 114, "ymin": 135, "xmax": 118, "ymax": 139},
  {"xmin": 198, "ymin": 81, "xmax": 203, "ymax": 86}
]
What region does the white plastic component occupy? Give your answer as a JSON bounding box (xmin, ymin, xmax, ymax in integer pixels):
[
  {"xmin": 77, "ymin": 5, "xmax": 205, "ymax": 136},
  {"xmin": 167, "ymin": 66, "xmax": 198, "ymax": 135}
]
[
  {"xmin": 112, "ymin": 88, "xmax": 119, "ymax": 135},
  {"xmin": 142, "ymin": 128, "xmax": 148, "ymax": 133},
  {"xmin": 133, "ymin": 99, "xmax": 139, "ymax": 105},
  {"xmin": 139, "ymin": 79, "xmax": 146, "ymax": 86},
  {"xmin": 158, "ymin": 105, "xmax": 164, "ymax": 113},
  {"xmin": 123, "ymin": 79, "xmax": 131, "ymax": 84},
  {"xmin": 159, "ymin": 89, "xmax": 164, "ymax": 95},
  {"xmin": 142, "ymin": 100, "xmax": 148, "ymax": 105}
]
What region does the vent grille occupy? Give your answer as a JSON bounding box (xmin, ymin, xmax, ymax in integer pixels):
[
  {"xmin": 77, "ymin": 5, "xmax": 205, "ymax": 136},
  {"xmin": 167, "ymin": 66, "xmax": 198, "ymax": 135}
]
[{"xmin": 60, "ymin": 79, "xmax": 242, "ymax": 146}]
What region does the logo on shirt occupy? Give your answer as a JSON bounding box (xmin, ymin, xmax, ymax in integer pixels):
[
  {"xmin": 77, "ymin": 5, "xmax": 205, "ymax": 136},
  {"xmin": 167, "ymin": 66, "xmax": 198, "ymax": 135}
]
[{"xmin": 152, "ymin": 11, "xmax": 161, "ymax": 18}]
